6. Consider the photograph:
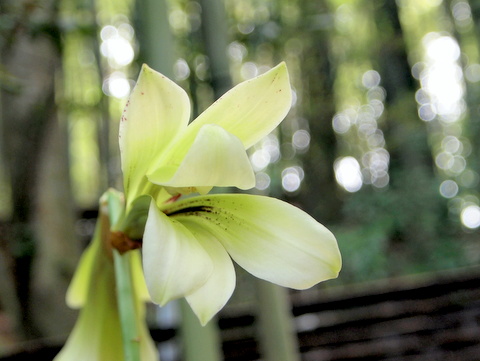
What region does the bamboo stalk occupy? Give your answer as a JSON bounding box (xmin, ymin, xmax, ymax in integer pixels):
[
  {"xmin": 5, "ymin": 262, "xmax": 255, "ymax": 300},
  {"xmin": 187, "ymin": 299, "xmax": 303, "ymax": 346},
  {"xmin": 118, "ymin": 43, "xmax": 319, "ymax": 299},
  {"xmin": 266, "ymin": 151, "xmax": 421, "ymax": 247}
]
[
  {"xmin": 255, "ymin": 279, "xmax": 301, "ymax": 361},
  {"xmin": 179, "ymin": 299, "xmax": 222, "ymax": 361}
]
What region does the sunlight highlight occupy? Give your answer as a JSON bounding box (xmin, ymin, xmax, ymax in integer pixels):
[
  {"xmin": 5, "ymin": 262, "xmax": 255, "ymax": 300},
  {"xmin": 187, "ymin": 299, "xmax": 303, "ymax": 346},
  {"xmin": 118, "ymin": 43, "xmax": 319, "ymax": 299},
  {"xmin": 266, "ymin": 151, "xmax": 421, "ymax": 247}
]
[
  {"xmin": 331, "ymin": 69, "xmax": 389, "ymax": 190},
  {"xmin": 461, "ymin": 205, "xmax": 480, "ymax": 229},
  {"xmin": 100, "ymin": 25, "xmax": 135, "ymax": 68},
  {"xmin": 418, "ymin": 33, "xmax": 464, "ymax": 123},
  {"xmin": 334, "ymin": 156, "xmax": 362, "ymax": 192},
  {"xmin": 104, "ymin": 72, "xmax": 131, "ymax": 98},
  {"xmin": 99, "ymin": 23, "xmax": 136, "ymax": 99}
]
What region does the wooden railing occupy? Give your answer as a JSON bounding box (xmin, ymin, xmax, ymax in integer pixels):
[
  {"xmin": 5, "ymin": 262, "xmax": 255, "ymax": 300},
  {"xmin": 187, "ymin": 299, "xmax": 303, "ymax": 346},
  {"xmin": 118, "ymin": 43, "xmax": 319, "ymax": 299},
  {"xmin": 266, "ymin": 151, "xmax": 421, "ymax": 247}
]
[
  {"xmin": 220, "ymin": 267, "xmax": 480, "ymax": 361},
  {"xmin": 2, "ymin": 267, "xmax": 479, "ymax": 360}
]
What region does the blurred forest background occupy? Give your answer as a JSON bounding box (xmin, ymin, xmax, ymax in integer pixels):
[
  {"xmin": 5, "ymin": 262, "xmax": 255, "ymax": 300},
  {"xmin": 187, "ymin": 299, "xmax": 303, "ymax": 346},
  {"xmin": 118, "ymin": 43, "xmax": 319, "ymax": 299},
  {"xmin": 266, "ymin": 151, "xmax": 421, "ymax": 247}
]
[{"xmin": 1, "ymin": 0, "xmax": 480, "ymax": 355}]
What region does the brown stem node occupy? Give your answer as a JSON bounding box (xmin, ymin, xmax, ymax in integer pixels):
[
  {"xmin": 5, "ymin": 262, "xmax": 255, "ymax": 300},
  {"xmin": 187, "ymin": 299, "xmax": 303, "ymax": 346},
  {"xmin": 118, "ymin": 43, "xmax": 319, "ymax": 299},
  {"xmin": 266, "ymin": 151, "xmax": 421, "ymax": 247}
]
[{"xmin": 110, "ymin": 231, "xmax": 142, "ymax": 254}]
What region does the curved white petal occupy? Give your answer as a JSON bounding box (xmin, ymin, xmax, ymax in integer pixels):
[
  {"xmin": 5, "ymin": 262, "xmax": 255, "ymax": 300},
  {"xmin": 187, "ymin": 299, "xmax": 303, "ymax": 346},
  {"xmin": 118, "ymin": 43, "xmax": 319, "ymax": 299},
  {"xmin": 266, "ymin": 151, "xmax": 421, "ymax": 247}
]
[
  {"xmin": 188, "ymin": 63, "xmax": 292, "ymax": 149},
  {"xmin": 66, "ymin": 209, "xmax": 106, "ymax": 308},
  {"xmin": 181, "ymin": 220, "xmax": 236, "ymax": 325},
  {"xmin": 148, "ymin": 124, "xmax": 255, "ymax": 190},
  {"xmin": 119, "ymin": 64, "xmax": 190, "ymax": 205},
  {"xmin": 143, "ymin": 201, "xmax": 214, "ymax": 306},
  {"xmin": 159, "ymin": 63, "xmax": 291, "ymax": 161},
  {"xmin": 162, "ymin": 194, "xmax": 341, "ymax": 290}
]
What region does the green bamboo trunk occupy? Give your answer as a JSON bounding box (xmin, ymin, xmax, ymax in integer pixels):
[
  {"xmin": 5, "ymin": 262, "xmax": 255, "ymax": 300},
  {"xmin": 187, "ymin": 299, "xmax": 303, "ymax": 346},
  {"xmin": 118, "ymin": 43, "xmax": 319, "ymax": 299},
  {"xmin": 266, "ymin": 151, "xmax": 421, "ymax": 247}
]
[{"xmin": 255, "ymin": 279, "xmax": 301, "ymax": 361}]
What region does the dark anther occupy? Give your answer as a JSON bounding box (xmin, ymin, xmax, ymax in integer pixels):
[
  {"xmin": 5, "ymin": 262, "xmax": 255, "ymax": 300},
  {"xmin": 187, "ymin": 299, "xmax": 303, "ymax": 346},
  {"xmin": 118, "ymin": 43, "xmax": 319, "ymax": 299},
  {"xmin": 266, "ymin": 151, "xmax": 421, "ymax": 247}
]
[{"xmin": 166, "ymin": 205, "xmax": 214, "ymax": 216}]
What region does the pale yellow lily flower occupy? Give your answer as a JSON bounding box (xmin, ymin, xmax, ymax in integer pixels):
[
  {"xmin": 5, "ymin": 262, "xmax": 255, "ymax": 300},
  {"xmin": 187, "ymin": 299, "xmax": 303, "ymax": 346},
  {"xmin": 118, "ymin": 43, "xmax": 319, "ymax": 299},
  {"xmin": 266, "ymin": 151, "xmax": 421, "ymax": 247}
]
[{"xmin": 120, "ymin": 63, "xmax": 342, "ymax": 325}]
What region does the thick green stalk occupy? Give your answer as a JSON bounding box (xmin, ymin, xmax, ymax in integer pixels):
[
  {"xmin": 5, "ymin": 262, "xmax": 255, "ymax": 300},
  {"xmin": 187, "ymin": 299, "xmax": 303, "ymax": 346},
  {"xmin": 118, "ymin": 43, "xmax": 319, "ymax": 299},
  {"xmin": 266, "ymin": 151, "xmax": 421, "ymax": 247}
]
[
  {"xmin": 179, "ymin": 299, "xmax": 222, "ymax": 361},
  {"xmin": 198, "ymin": 0, "xmax": 232, "ymax": 98},
  {"xmin": 107, "ymin": 190, "xmax": 142, "ymax": 361},
  {"xmin": 255, "ymin": 279, "xmax": 301, "ymax": 361}
]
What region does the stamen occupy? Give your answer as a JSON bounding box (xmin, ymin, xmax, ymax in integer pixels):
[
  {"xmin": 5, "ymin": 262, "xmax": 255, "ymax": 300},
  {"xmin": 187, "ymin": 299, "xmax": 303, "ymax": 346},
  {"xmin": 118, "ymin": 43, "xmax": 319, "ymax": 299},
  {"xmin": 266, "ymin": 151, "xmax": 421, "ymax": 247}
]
[{"xmin": 166, "ymin": 205, "xmax": 214, "ymax": 216}]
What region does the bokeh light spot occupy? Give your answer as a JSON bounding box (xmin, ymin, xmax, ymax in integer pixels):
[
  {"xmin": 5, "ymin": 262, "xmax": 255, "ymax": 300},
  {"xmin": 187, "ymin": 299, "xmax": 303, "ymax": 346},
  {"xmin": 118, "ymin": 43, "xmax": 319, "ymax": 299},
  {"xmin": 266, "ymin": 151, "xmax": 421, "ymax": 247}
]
[
  {"xmin": 240, "ymin": 62, "xmax": 258, "ymax": 79},
  {"xmin": 281, "ymin": 167, "xmax": 304, "ymax": 193},
  {"xmin": 255, "ymin": 172, "xmax": 271, "ymax": 191},
  {"xmin": 332, "ymin": 113, "xmax": 351, "ymax": 134},
  {"xmin": 439, "ymin": 180, "xmax": 459, "ymax": 198},
  {"xmin": 282, "ymin": 174, "xmax": 300, "ymax": 192},
  {"xmin": 334, "ymin": 156, "xmax": 362, "ymax": 192},
  {"xmin": 292, "ymin": 129, "xmax": 310, "ymax": 151},
  {"xmin": 174, "ymin": 58, "xmax": 190, "ymax": 81},
  {"xmin": 435, "ymin": 152, "xmax": 454, "ymax": 170},
  {"xmin": 362, "ymin": 70, "xmax": 381, "ymax": 89},
  {"xmin": 461, "ymin": 205, "xmax": 480, "ymax": 229},
  {"xmin": 250, "ymin": 149, "xmax": 271, "ymax": 171},
  {"xmin": 103, "ymin": 72, "xmax": 130, "ymax": 98},
  {"xmin": 465, "ymin": 64, "xmax": 480, "ymax": 83}
]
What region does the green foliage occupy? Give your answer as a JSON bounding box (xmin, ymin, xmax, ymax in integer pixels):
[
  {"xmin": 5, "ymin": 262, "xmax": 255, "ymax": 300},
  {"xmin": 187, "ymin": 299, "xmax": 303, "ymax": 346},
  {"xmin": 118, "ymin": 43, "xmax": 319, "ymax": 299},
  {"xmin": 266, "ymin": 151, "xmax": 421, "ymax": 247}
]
[{"xmin": 333, "ymin": 222, "xmax": 391, "ymax": 283}]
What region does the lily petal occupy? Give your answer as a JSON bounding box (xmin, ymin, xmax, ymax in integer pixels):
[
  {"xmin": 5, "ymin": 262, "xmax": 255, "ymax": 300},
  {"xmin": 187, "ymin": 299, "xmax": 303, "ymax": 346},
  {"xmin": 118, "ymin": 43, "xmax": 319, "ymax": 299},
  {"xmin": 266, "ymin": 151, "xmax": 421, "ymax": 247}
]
[
  {"xmin": 188, "ymin": 63, "xmax": 292, "ymax": 149},
  {"xmin": 163, "ymin": 194, "xmax": 341, "ymax": 290},
  {"xmin": 119, "ymin": 64, "xmax": 190, "ymax": 206},
  {"xmin": 181, "ymin": 220, "xmax": 236, "ymax": 325},
  {"xmin": 148, "ymin": 124, "xmax": 255, "ymax": 190},
  {"xmin": 130, "ymin": 249, "xmax": 151, "ymax": 302},
  {"xmin": 65, "ymin": 234, "xmax": 96, "ymax": 309},
  {"xmin": 143, "ymin": 201, "xmax": 214, "ymax": 306},
  {"xmin": 155, "ymin": 63, "xmax": 291, "ymax": 168},
  {"xmin": 56, "ymin": 249, "xmax": 126, "ymax": 361}
]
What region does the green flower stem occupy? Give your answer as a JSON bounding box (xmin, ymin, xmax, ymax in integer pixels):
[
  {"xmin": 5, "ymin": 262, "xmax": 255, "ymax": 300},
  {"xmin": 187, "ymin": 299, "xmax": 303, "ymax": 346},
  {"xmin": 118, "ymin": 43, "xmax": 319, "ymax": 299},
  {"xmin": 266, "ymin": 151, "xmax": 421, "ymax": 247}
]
[
  {"xmin": 107, "ymin": 190, "xmax": 142, "ymax": 361},
  {"xmin": 113, "ymin": 250, "xmax": 142, "ymax": 361}
]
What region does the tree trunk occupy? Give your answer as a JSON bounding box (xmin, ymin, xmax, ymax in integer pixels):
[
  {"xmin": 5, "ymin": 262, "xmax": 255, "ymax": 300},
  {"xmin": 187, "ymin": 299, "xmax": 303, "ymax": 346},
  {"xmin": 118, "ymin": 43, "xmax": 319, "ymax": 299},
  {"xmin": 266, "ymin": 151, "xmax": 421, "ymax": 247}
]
[
  {"xmin": 0, "ymin": 0, "xmax": 68, "ymax": 339},
  {"xmin": 296, "ymin": 0, "xmax": 341, "ymax": 224},
  {"xmin": 373, "ymin": 0, "xmax": 449, "ymax": 266},
  {"xmin": 458, "ymin": 1, "xmax": 480, "ymax": 187},
  {"xmin": 198, "ymin": 0, "xmax": 232, "ymax": 98}
]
